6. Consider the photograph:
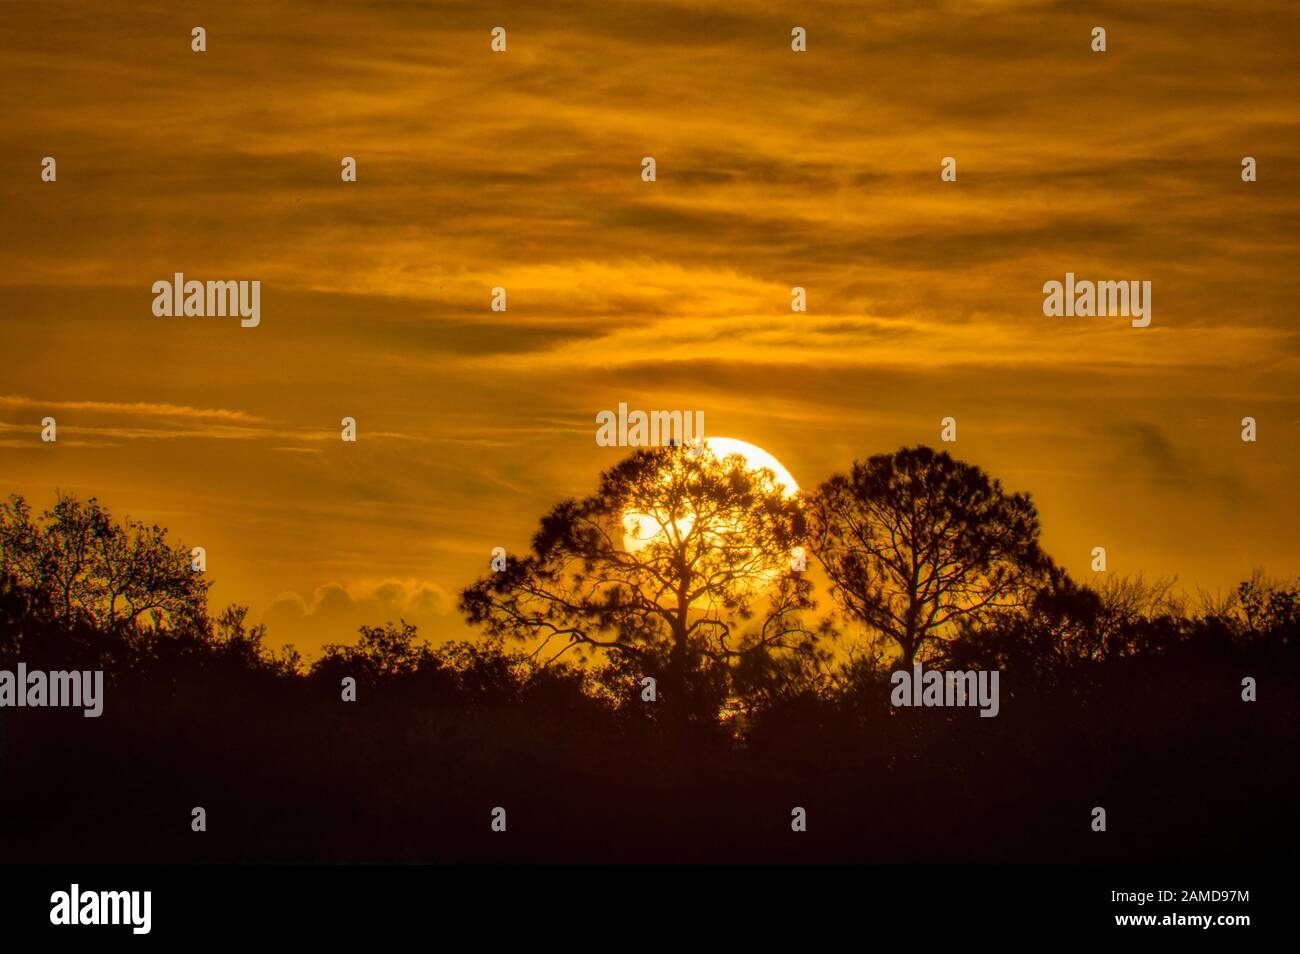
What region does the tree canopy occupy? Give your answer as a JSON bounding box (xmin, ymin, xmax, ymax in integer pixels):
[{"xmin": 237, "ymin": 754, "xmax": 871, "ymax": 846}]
[
  {"xmin": 0, "ymin": 493, "xmax": 208, "ymax": 633},
  {"xmin": 806, "ymin": 446, "xmax": 1048, "ymax": 664},
  {"xmin": 460, "ymin": 444, "xmax": 817, "ymax": 725}
]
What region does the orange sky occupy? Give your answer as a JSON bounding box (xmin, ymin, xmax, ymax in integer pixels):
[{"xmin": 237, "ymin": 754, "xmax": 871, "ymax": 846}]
[{"xmin": 2, "ymin": 0, "xmax": 1297, "ymax": 655}]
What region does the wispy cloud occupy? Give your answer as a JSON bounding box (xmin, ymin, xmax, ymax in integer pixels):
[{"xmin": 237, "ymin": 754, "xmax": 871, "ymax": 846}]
[{"xmin": 0, "ymin": 395, "xmax": 263, "ymax": 422}]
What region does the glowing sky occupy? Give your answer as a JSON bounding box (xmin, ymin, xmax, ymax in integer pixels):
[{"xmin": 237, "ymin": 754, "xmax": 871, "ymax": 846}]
[{"xmin": 1, "ymin": 0, "xmax": 1297, "ymax": 653}]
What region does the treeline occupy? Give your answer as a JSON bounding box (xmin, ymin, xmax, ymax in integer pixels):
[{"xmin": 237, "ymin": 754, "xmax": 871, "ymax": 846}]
[
  {"xmin": 1, "ymin": 448, "xmax": 1297, "ymax": 863},
  {"xmin": 3, "ymin": 452, "xmax": 1296, "ymax": 709}
]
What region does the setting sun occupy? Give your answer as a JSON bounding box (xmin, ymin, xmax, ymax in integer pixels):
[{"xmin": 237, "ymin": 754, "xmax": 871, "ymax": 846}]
[
  {"xmin": 704, "ymin": 438, "xmax": 799, "ymax": 497},
  {"xmin": 621, "ymin": 437, "xmax": 799, "ymax": 553}
]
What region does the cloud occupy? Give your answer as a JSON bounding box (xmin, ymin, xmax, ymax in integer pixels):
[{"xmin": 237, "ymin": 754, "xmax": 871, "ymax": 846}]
[
  {"xmin": 1103, "ymin": 420, "xmax": 1244, "ymax": 503},
  {"xmin": 259, "ymin": 578, "xmax": 456, "ymax": 653},
  {"xmin": 0, "ymin": 394, "xmax": 262, "ymax": 421}
]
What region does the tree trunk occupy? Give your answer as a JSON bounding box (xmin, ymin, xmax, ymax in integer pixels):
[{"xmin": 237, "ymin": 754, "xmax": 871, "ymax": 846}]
[
  {"xmin": 897, "ymin": 633, "xmax": 918, "ymax": 667},
  {"xmin": 666, "ymin": 618, "xmax": 691, "ymax": 731}
]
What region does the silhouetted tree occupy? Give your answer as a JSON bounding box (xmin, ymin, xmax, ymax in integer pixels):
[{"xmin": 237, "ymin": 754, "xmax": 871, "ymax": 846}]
[
  {"xmin": 939, "ymin": 565, "xmax": 1105, "ymax": 680},
  {"xmin": 806, "ymin": 446, "xmax": 1047, "ymax": 664},
  {"xmin": 202, "ymin": 603, "xmax": 303, "ymax": 677},
  {"xmin": 460, "ymin": 445, "xmax": 815, "ymax": 727},
  {"xmin": 1235, "ymin": 570, "xmax": 1299, "ymax": 648},
  {"xmin": 313, "ymin": 619, "xmax": 435, "ymax": 684},
  {"xmin": 0, "ymin": 493, "xmax": 208, "ymax": 632}
]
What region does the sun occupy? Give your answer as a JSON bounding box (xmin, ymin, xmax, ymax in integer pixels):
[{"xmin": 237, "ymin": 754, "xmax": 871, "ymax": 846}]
[
  {"xmin": 703, "ymin": 437, "xmax": 799, "ymax": 498},
  {"xmin": 621, "ymin": 437, "xmax": 800, "ymax": 553}
]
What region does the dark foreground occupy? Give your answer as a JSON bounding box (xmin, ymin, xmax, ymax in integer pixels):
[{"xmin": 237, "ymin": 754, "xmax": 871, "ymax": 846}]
[{"xmin": 2, "ymin": 625, "xmax": 1294, "ymax": 864}]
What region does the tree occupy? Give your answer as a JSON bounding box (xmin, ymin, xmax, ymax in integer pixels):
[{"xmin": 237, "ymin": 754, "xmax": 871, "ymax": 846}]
[
  {"xmin": 1235, "ymin": 571, "xmax": 1299, "ymax": 643},
  {"xmin": 203, "ymin": 603, "xmax": 303, "ymax": 677},
  {"xmin": 459, "ymin": 445, "xmax": 815, "ymax": 727},
  {"xmin": 314, "ymin": 619, "xmax": 436, "ymax": 683},
  {"xmin": 806, "ymin": 446, "xmax": 1047, "ymax": 664},
  {"xmin": 0, "ymin": 493, "xmax": 208, "ymax": 631}
]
